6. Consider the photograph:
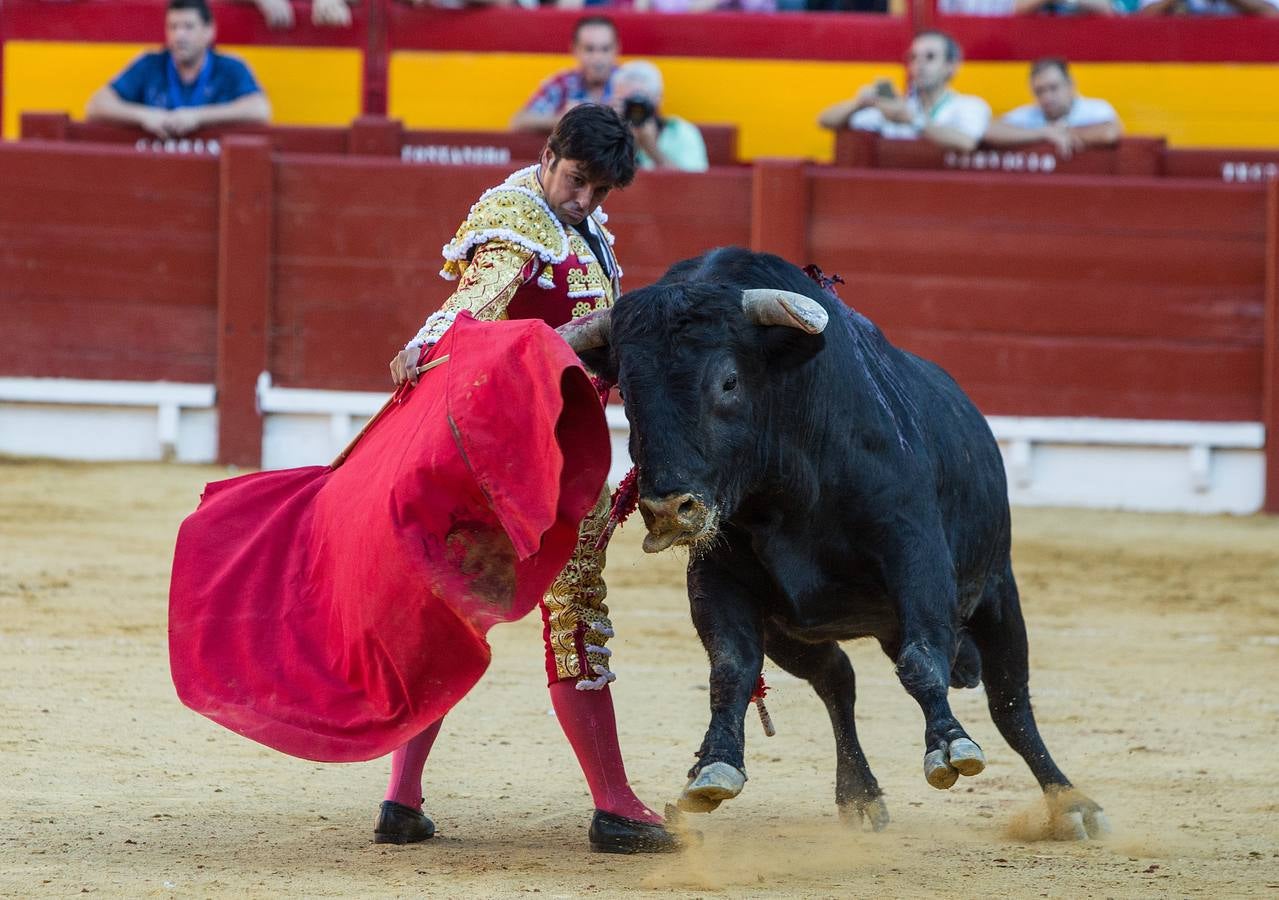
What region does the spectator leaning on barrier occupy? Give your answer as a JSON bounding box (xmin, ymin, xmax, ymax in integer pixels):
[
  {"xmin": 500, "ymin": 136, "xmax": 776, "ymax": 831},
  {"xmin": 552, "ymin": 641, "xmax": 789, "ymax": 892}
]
[
  {"xmin": 1138, "ymin": 0, "xmax": 1277, "ymax": 14},
  {"xmin": 86, "ymin": 0, "xmax": 269, "ymax": 138},
  {"xmin": 611, "ymin": 61, "xmax": 708, "ymax": 172},
  {"xmin": 818, "ymin": 30, "xmax": 990, "ymax": 153},
  {"xmin": 511, "ymin": 16, "xmax": 619, "ymax": 132},
  {"xmin": 983, "ymin": 58, "xmax": 1122, "ymax": 157}
]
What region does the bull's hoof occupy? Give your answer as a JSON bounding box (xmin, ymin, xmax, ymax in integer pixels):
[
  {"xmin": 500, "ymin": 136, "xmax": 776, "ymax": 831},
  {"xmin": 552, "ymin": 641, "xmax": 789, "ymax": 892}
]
[
  {"xmin": 923, "ymin": 738, "xmax": 985, "ymax": 790},
  {"xmin": 924, "ymin": 749, "xmax": 959, "ymax": 789},
  {"xmin": 677, "ymin": 762, "xmax": 746, "ymax": 813},
  {"xmin": 1046, "ymin": 789, "xmax": 1110, "ymax": 841},
  {"xmin": 838, "ymin": 796, "xmax": 890, "ymax": 832},
  {"xmin": 947, "ymin": 738, "xmax": 986, "ymax": 776}
]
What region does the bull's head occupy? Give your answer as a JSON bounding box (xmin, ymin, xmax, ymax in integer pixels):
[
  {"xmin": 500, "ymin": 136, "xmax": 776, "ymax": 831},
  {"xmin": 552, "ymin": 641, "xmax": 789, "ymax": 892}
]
[{"xmin": 560, "ymin": 283, "xmax": 828, "ymax": 554}]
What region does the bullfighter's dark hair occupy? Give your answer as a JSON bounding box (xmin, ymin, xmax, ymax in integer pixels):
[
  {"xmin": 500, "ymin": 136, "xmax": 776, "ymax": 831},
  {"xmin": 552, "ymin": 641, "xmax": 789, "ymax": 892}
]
[
  {"xmin": 913, "ymin": 29, "xmax": 961, "ymax": 65},
  {"xmin": 1030, "ymin": 57, "xmax": 1071, "ymax": 81},
  {"xmin": 547, "ymin": 104, "xmax": 637, "ymax": 190},
  {"xmin": 168, "ymin": 0, "xmax": 213, "ymax": 23},
  {"xmin": 573, "ymin": 15, "xmax": 618, "ymax": 45}
]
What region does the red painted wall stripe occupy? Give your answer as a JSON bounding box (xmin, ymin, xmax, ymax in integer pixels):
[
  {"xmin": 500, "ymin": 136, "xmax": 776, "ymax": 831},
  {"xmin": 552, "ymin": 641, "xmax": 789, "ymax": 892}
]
[{"xmin": 5, "ymin": 1, "xmax": 1279, "ymax": 61}]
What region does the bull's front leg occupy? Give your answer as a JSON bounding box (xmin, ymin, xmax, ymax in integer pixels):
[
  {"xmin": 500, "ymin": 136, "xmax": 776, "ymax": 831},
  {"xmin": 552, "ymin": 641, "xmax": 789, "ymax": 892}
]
[
  {"xmin": 678, "ymin": 551, "xmax": 764, "ymax": 813},
  {"xmin": 884, "ymin": 529, "xmax": 987, "ymax": 792}
]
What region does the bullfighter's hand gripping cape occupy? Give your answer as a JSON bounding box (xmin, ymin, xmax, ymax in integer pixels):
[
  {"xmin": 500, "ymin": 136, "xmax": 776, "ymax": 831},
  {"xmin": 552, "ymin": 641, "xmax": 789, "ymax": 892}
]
[{"xmin": 168, "ymin": 315, "xmax": 609, "ymax": 762}]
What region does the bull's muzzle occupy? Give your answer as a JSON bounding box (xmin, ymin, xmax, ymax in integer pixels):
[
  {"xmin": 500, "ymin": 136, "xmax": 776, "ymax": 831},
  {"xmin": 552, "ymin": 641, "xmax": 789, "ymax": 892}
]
[{"xmin": 638, "ymin": 492, "xmax": 710, "ymax": 554}]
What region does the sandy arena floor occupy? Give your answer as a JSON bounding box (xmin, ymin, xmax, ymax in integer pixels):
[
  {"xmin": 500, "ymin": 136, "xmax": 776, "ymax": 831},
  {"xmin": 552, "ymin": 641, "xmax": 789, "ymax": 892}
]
[{"xmin": 1, "ymin": 459, "xmax": 1278, "ymax": 898}]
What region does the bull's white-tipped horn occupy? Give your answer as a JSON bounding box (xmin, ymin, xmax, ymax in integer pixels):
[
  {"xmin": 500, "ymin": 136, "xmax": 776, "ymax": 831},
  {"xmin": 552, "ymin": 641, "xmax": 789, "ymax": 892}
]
[
  {"xmin": 556, "ymin": 308, "xmax": 612, "ymax": 352},
  {"xmin": 741, "ymin": 289, "xmax": 829, "ymax": 334}
]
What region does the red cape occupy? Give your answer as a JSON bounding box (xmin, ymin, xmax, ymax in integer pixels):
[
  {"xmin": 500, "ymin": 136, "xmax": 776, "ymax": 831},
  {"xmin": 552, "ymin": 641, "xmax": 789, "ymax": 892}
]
[{"xmin": 168, "ymin": 315, "xmax": 609, "ymax": 762}]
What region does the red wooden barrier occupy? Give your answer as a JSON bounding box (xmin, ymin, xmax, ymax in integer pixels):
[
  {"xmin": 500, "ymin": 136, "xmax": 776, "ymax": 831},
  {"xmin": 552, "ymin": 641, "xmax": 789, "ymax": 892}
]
[
  {"xmin": 604, "ymin": 166, "xmax": 753, "ymax": 288},
  {"xmin": 1165, "ymin": 148, "xmax": 1279, "ymax": 185},
  {"xmin": 20, "ymin": 112, "xmax": 349, "ymax": 154},
  {"xmin": 1266, "ymin": 179, "xmax": 1279, "ymax": 512},
  {"xmin": 833, "ymin": 131, "xmax": 1166, "ymax": 177},
  {"xmin": 269, "ymin": 159, "xmax": 753, "ymax": 395},
  {"xmin": 21, "ymin": 112, "xmax": 741, "ymax": 167},
  {"xmin": 216, "ymin": 137, "xmax": 273, "ymax": 468},
  {"xmin": 751, "ymin": 159, "xmax": 807, "ymax": 264},
  {"xmin": 1, "ymin": 139, "xmax": 1274, "ymax": 498},
  {"xmin": 0, "ymin": 141, "xmax": 219, "ymax": 383},
  {"xmin": 270, "ymin": 156, "xmax": 497, "ymax": 393},
  {"xmin": 807, "ymin": 168, "xmax": 1267, "ymax": 425}
]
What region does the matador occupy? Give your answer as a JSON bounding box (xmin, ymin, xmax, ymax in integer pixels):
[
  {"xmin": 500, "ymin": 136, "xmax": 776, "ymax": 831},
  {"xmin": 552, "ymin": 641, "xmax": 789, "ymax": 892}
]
[{"xmin": 380, "ymin": 104, "xmax": 683, "ymax": 854}]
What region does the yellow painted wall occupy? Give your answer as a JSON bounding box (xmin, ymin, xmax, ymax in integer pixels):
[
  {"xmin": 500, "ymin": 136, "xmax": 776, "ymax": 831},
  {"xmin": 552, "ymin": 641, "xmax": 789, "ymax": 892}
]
[
  {"xmin": 391, "ymin": 51, "xmax": 1279, "ymax": 160},
  {"xmin": 7, "ymin": 42, "xmax": 1278, "ymax": 154},
  {"xmin": 3, "ymin": 41, "xmax": 361, "ymax": 139}
]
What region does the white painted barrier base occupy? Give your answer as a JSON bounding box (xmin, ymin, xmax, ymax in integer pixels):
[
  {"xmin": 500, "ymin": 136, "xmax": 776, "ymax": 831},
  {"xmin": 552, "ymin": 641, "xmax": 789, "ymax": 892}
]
[
  {"xmin": 0, "ymin": 377, "xmax": 217, "ymax": 463},
  {"xmin": 0, "ymin": 376, "xmax": 1268, "ymax": 515}
]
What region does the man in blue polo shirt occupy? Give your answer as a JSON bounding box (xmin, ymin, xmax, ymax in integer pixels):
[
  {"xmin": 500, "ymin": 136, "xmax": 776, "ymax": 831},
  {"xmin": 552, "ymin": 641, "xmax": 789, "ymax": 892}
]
[{"xmin": 87, "ymin": 0, "xmax": 270, "ymax": 139}]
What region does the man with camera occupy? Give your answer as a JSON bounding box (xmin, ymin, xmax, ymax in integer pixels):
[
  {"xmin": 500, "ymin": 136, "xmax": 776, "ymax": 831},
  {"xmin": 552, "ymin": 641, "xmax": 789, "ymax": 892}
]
[
  {"xmin": 612, "ymin": 61, "xmax": 708, "ymax": 172},
  {"xmin": 817, "ymin": 30, "xmax": 991, "ymax": 153}
]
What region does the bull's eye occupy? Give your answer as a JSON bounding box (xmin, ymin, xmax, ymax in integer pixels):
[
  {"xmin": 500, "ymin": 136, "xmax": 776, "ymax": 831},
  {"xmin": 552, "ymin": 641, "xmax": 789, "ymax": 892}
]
[{"xmin": 722, "ymin": 373, "xmax": 738, "ymax": 392}]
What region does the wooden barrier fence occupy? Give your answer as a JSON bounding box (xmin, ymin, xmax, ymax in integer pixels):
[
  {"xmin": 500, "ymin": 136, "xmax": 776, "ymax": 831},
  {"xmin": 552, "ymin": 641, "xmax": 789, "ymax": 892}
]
[
  {"xmin": 19, "ymin": 112, "xmax": 741, "ymax": 167},
  {"xmin": 1, "ymin": 139, "xmax": 1276, "ymax": 509},
  {"xmin": 29, "ymin": 112, "xmax": 1276, "ymax": 187},
  {"xmin": 833, "ymin": 131, "xmax": 1279, "ymax": 184}
]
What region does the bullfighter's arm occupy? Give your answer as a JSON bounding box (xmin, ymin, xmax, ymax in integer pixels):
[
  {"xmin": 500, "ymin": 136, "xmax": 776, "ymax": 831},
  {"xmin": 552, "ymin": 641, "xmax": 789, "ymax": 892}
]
[{"xmin": 403, "ymin": 241, "xmax": 537, "ymax": 350}]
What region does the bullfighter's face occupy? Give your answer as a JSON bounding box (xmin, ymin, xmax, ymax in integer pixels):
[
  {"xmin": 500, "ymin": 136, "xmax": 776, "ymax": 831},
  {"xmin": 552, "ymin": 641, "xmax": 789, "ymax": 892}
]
[{"xmin": 538, "ymin": 149, "xmax": 613, "ymax": 226}]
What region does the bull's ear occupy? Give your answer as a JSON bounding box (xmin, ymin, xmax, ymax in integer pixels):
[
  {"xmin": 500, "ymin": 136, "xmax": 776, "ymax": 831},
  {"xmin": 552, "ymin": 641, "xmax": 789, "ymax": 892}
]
[{"xmin": 741, "ymin": 289, "xmax": 828, "ymax": 334}]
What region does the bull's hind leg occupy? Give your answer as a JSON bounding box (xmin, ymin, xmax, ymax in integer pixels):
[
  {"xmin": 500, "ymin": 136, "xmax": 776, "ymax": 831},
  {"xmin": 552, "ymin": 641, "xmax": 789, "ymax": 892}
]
[
  {"xmin": 967, "ymin": 570, "xmax": 1109, "ymax": 840},
  {"xmin": 762, "ymin": 624, "xmax": 889, "ymax": 831}
]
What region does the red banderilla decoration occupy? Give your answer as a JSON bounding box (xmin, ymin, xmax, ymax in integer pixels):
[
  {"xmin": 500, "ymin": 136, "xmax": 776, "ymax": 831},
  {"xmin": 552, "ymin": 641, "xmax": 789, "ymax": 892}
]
[{"xmin": 752, "ymin": 674, "xmax": 776, "ymax": 737}]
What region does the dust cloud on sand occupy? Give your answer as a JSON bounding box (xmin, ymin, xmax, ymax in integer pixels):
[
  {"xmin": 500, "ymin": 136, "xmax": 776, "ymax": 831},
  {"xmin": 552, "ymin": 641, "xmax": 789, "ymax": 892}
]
[{"xmin": 2, "ymin": 461, "xmax": 1278, "ymax": 897}]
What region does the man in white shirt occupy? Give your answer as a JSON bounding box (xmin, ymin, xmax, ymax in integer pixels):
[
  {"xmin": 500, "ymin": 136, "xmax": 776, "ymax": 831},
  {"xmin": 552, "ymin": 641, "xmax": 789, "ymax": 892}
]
[
  {"xmin": 984, "ymin": 58, "xmax": 1122, "ymax": 158},
  {"xmin": 818, "ymin": 31, "xmax": 991, "ymax": 153}
]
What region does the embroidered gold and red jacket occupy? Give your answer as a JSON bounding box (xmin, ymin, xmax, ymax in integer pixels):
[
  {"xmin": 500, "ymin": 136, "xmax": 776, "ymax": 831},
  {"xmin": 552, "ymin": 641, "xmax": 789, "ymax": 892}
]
[{"xmin": 407, "ymin": 165, "xmax": 620, "ymax": 349}]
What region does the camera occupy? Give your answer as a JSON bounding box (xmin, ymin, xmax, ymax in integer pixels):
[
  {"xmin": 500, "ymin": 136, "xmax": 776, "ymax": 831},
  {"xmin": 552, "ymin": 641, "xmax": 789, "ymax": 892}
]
[{"xmin": 622, "ymin": 96, "xmax": 657, "ymax": 127}]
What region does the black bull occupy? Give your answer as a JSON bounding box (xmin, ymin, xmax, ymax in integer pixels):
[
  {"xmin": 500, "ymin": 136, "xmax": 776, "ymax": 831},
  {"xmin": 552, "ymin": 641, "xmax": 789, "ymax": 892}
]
[{"xmin": 560, "ymin": 247, "xmax": 1107, "ymax": 839}]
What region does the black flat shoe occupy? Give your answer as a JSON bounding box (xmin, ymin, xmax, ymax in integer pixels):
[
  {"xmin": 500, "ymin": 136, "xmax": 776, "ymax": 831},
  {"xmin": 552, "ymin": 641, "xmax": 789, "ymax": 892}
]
[
  {"xmin": 373, "ymin": 800, "xmax": 436, "ymax": 844},
  {"xmin": 588, "ymin": 810, "xmax": 687, "ymax": 854}
]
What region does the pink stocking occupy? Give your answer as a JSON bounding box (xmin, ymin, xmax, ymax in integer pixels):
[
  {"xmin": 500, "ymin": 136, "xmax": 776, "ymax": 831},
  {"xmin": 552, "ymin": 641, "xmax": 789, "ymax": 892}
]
[
  {"xmin": 384, "ymin": 719, "xmax": 443, "ymax": 811},
  {"xmin": 548, "ymin": 681, "xmax": 663, "ymax": 824}
]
